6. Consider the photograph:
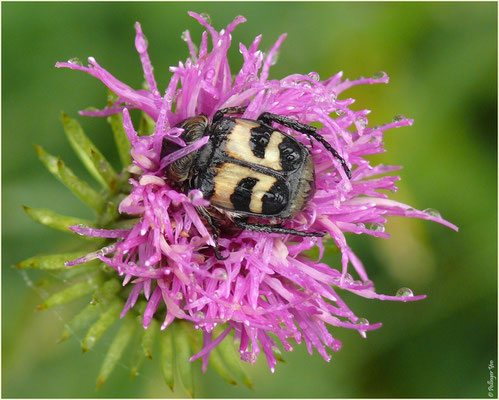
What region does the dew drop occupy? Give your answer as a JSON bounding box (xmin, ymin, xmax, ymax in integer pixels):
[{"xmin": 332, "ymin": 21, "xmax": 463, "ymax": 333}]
[
  {"xmin": 64, "ymin": 261, "xmax": 70, "ymax": 267},
  {"xmin": 68, "ymin": 57, "xmax": 82, "ymax": 66},
  {"xmin": 195, "ymin": 311, "xmax": 205, "ymax": 319},
  {"xmin": 204, "ymin": 68, "xmax": 215, "ymax": 80},
  {"xmin": 212, "ymin": 268, "xmax": 228, "ymax": 280},
  {"xmin": 356, "ymin": 117, "xmax": 368, "ymax": 129},
  {"xmin": 356, "ymin": 317, "xmax": 369, "ymax": 327},
  {"xmin": 371, "ymin": 71, "xmax": 385, "ymax": 79},
  {"xmin": 343, "ymin": 273, "xmax": 353, "ymax": 284},
  {"xmin": 330, "ymin": 93, "xmax": 337, "ymax": 102},
  {"xmin": 392, "ymin": 114, "xmax": 405, "ymax": 122},
  {"xmin": 369, "ymin": 223, "xmax": 385, "ymax": 233},
  {"xmin": 181, "ymin": 30, "xmax": 189, "ymax": 42},
  {"xmin": 423, "ymin": 208, "xmax": 441, "ymax": 218},
  {"xmin": 200, "ymin": 13, "xmax": 212, "ymax": 24},
  {"xmin": 335, "ymin": 109, "xmax": 346, "ymax": 116},
  {"xmin": 396, "ymin": 287, "xmax": 414, "ymax": 298},
  {"xmin": 308, "ymin": 71, "xmax": 320, "ymax": 81},
  {"xmin": 362, "ymin": 279, "xmax": 374, "ymax": 288},
  {"xmin": 175, "ymin": 292, "xmax": 183, "ymax": 300},
  {"xmin": 270, "ymin": 51, "xmax": 280, "ymax": 66}
]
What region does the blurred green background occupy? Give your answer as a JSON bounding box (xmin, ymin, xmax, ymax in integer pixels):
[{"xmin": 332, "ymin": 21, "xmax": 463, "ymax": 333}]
[{"xmin": 2, "ymin": 2, "xmax": 497, "ymax": 398}]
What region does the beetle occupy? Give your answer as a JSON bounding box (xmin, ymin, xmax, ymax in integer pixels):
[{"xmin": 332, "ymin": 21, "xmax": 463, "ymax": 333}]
[{"xmin": 161, "ymin": 106, "xmax": 351, "ymax": 259}]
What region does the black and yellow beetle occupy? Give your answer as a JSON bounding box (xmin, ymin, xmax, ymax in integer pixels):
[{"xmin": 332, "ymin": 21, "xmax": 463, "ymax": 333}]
[{"xmin": 161, "ymin": 106, "xmax": 351, "ymax": 259}]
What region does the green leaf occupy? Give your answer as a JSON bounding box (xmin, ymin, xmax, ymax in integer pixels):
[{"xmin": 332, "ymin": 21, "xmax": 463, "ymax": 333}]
[
  {"xmin": 61, "ymin": 112, "xmax": 118, "ymax": 192},
  {"xmin": 92, "ymin": 278, "xmax": 121, "ymax": 305},
  {"xmin": 60, "ymin": 303, "xmax": 100, "ymax": 342},
  {"xmin": 82, "ymin": 299, "xmax": 123, "ymax": 353},
  {"xmin": 97, "ymin": 314, "xmax": 137, "ymax": 389},
  {"xmin": 14, "ymin": 251, "xmax": 89, "ymax": 270},
  {"xmin": 209, "ymin": 348, "xmax": 238, "ymax": 386},
  {"xmin": 141, "ymin": 317, "xmax": 159, "ymax": 359},
  {"xmin": 130, "ymin": 316, "xmax": 159, "ymax": 378},
  {"xmin": 130, "ymin": 341, "xmax": 145, "ymax": 379},
  {"xmin": 216, "ymin": 328, "xmax": 253, "ymax": 389},
  {"xmin": 159, "ymin": 326, "xmax": 175, "ymax": 391},
  {"xmin": 48, "ymin": 263, "xmax": 100, "ymax": 284},
  {"xmin": 38, "ymin": 272, "xmax": 104, "ymax": 310},
  {"xmin": 97, "ymin": 199, "xmax": 120, "ymax": 227},
  {"xmin": 107, "ymin": 218, "xmax": 141, "ymax": 230},
  {"xmin": 174, "ymin": 322, "xmax": 194, "ymax": 397},
  {"xmin": 60, "ymin": 279, "xmax": 118, "ymax": 342},
  {"xmin": 107, "ymin": 113, "xmax": 131, "ymax": 168},
  {"xmin": 23, "ymin": 206, "xmax": 97, "ymax": 240},
  {"xmin": 34, "ymin": 144, "xmax": 105, "ymax": 213}
]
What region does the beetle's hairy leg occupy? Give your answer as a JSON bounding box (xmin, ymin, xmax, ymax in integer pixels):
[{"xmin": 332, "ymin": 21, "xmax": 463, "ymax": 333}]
[
  {"xmin": 235, "ymin": 218, "xmax": 326, "ymax": 237},
  {"xmin": 196, "ymin": 206, "xmax": 228, "ymax": 260},
  {"xmin": 257, "ymin": 112, "xmax": 351, "ymax": 179},
  {"xmin": 213, "ymin": 106, "xmax": 248, "ymax": 123}
]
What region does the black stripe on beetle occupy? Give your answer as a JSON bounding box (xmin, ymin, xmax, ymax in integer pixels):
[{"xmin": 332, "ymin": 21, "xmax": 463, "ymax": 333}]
[{"xmin": 230, "ymin": 177, "xmax": 258, "ymax": 212}]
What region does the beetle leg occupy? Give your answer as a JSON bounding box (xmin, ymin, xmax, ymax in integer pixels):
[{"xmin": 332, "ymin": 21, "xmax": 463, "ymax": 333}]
[
  {"xmin": 235, "ymin": 218, "xmax": 326, "ymax": 237},
  {"xmin": 257, "ymin": 112, "xmax": 351, "ymax": 179},
  {"xmin": 213, "ymin": 106, "xmax": 248, "ymax": 123},
  {"xmin": 196, "ymin": 206, "xmax": 228, "ymax": 260}
]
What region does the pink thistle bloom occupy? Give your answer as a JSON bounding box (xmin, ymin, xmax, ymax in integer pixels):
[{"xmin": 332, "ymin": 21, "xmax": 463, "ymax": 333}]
[{"xmin": 57, "ymin": 12, "xmax": 457, "ymax": 372}]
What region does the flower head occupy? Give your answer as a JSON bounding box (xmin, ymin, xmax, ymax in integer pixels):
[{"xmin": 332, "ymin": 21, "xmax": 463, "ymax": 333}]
[{"xmin": 56, "ymin": 12, "xmax": 457, "ymax": 373}]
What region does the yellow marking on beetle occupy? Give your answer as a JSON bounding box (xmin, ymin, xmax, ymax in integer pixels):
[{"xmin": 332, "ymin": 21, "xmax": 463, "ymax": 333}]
[
  {"xmin": 212, "ymin": 163, "xmax": 276, "ymax": 213},
  {"xmin": 248, "ymin": 173, "xmax": 276, "ymax": 213},
  {"xmin": 225, "ymin": 119, "xmax": 284, "ymax": 171}
]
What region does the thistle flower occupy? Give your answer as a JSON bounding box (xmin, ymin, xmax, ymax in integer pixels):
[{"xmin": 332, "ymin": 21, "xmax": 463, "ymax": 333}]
[{"xmin": 21, "ymin": 12, "xmax": 457, "ymax": 391}]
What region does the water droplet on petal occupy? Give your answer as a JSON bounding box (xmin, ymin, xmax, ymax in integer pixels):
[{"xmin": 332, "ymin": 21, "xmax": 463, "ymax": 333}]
[
  {"xmin": 195, "ymin": 311, "xmax": 205, "ymax": 319},
  {"xmin": 356, "ymin": 317, "xmax": 369, "ymax": 327},
  {"xmin": 308, "ymin": 71, "xmax": 320, "ymax": 81},
  {"xmin": 371, "ymin": 71, "xmax": 386, "ymax": 79},
  {"xmin": 200, "ymin": 13, "xmax": 212, "ymax": 24},
  {"xmin": 212, "ymin": 268, "xmax": 228, "ymax": 280},
  {"xmin": 369, "ymin": 223, "xmax": 385, "ymax": 232},
  {"xmin": 423, "ymin": 208, "xmax": 441, "ymax": 218},
  {"xmin": 330, "ymin": 93, "xmax": 337, "ymax": 102},
  {"xmin": 343, "ymin": 273, "xmax": 353, "ymax": 284},
  {"xmin": 204, "ymin": 68, "xmax": 215, "ymax": 80},
  {"xmin": 181, "ymin": 30, "xmax": 189, "ymax": 41},
  {"xmin": 335, "ymin": 109, "xmax": 346, "ymax": 116},
  {"xmin": 396, "ymin": 287, "xmax": 414, "ymax": 297},
  {"xmin": 356, "ymin": 117, "xmax": 368, "ymax": 129},
  {"xmin": 175, "ymin": 292, "xmax": 183, "ymax": 300},
  {"xmin": 68, "ymin": 57, "xmax": 82, "ymax": 66},
  {"xmin": 270, "ymin": 51, "xmax": 279, "ymax": 66},
  {"xmin": 392, "ymin": 114, "xmax": 405, "ymax": 122}
]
